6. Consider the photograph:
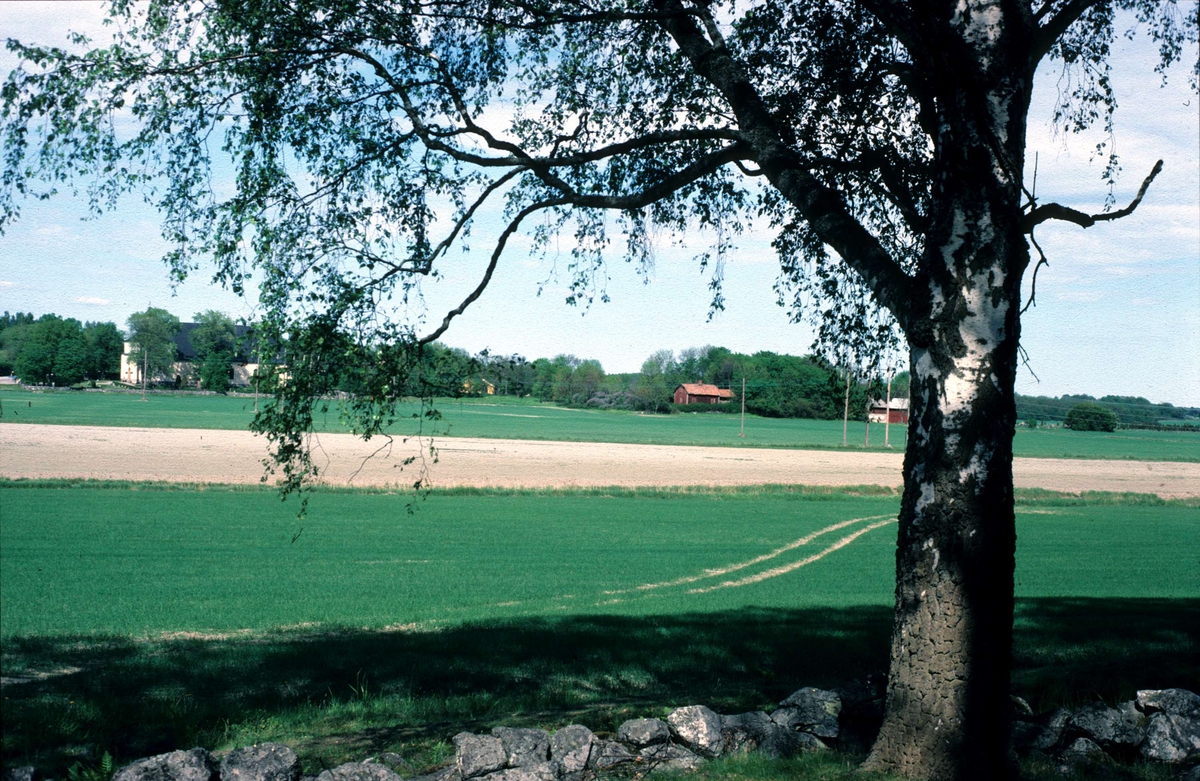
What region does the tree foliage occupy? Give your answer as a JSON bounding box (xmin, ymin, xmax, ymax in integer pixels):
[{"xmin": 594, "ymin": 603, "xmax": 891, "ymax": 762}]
[
  {"xmin": 5, "ymin": 314, "xmax": 123, "ymax": 384},
  {"xmin": 1064, "ymin": 400, "xmax": 1120, "ymax": 431},
  {"xmin": 191, "ymin": 310, "xmax": 238, "ymax": 392},
  {"xmin": 126, "ymin": 307, "xmax": 181, "ymax": 385}
]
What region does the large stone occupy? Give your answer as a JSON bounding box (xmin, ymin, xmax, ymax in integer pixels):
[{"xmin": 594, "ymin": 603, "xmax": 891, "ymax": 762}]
[
  {"xmin": 1059, "ymin": 737, "xmax": 1110, "ymax": 766},
  {"xmin": 490, "ymin": 728, "xmax": 550, "ymax": 768},
  {"xmin": 667, "ymin": 705, "xmax": 724, "ymax": 757},
  {"xmin": 832, "ymin": 675, "xmax": 886, "ymax": 723},
  {"xmin": 2, "ymin": 769, "xmax": 39, "ymax": 781},
  {"xmin": 222, "ymin": 744, "xmax": 301, "ymax": 781},
  {"xmin": 720, "ymin": 712, "xmax": 775, "ymax": 755},
  {"xmin": 772, "ymin": 688, "xmax": 842, "ymax": 739},
  {"xmin": 113, "ymin": 749, "xmax": 218, "ymax": 781},
  {"xmin": 1013, "ymin": 707, "xmax": 1073, "ymax": 754},
  {"xmin": 453, "ymin": 734, "xmax": 507, "ymax": 780},
  {"xmin": 616, "ymin": 718, "xmax": 670, "ymax": 748},
  {"xmin": 720, "ymin": 712, "xmax": 824, "ymax": 759},
  {"xmin": 549, "ymin": 725, "xmax": 595, "ymax": 775},
  {"xmin": 314, "ymin": 764, "xmax": 401, "ymax": 781},
  {"xmin": 1137, "ymin": 689, "xmax": 1200, "ymax": 721},
  {"xmin": 1068, "ymin": 702, "xmax": 1145, "ymax": 750},
  {"xmin": 408, "ymin": 767, "xmax": 459, "ymax": 781},
  {"xmin": 1140, "ymin": 712, "xmax": 1200, "ymax": 763},
  {"xmin": 637, "ymin": 744, "xmax": 705, "ymax": 772},
  {"xmin": 588, "ymin": 741, "xmax": 635, "ymax": 770},
  {"xmin": 475, "ymin": 764, "xmax": 557, "ymax": 781},
  {"xmin": 365, "ymin": 755, "xmax": 411, "ymax": 775},
  {"xmin": 1011, "ymin": 721, "xmax": 1042, "ymax": 755}
]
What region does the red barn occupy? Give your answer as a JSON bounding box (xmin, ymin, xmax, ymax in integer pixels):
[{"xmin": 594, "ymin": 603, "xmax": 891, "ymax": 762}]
[
  {"xmin": 869, "ymin": 398, "xmax": 910, "ymax": 424},
  {"xmin": 673, "ymin": 383, "xmax": 736, "ymax": 404}
]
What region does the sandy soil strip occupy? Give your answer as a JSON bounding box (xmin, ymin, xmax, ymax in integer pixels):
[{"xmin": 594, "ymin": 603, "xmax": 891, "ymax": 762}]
[{"xmin": 2, "ymin": 423, "xmax": 1198, "ymax": 497}]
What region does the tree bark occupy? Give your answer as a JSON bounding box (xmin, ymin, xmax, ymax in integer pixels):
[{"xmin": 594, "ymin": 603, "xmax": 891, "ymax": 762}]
[
  {"xmin": 864, "ymin": 296, "xmax": 1022, "ymax": 778},
  {"xmin": 863, "ymin": 6, "xmax": 1033, "ymax": 775}
]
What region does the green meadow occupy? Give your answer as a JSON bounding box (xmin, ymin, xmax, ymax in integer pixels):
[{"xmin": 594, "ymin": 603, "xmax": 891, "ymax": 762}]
[
  {"xmin": 2, "ymin": 483, "xmax": 1198, "ymax": 636},
  {"xmin": 1, "ymin": 481, "xmax": 1197, "ymax": 778},
  {"xmin": 2, "ymin": 387, "xmax": 1197, "ymax": 461}
]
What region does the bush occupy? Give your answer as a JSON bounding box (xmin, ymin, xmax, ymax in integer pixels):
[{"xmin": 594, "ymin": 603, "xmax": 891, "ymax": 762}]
[{"xmin": 1064, "ymin": 402, "xmax": 1119, "ymax": 432}]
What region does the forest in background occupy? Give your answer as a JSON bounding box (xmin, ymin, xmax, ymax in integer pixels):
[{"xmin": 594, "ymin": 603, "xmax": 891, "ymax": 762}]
[{"xmin": 4, "ymin": 310, "xmax": 1197, "ymax": 428}]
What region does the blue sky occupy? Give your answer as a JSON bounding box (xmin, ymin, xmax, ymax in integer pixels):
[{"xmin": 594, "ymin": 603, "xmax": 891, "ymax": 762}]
[{"xmin": 2, "ymin": 3, "xmax": 1197, "ymax": 404}]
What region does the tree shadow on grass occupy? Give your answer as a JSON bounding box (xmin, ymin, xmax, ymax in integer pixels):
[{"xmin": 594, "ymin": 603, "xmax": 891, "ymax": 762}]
[{"xmin": 2, "ymin": 599, "xmax": 1197, "ymax": 775}]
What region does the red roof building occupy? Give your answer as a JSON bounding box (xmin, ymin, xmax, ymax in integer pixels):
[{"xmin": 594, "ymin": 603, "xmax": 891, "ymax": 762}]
[{"xmin": 673, "ymin": 383, "xmax": 736, "ymax": 405}]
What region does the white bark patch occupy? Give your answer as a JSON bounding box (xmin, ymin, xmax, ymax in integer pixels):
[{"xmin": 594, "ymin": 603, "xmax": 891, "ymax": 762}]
[
  {"xmin": 915, "ymin": 482, "xmax": 935, "ymax": 518},
  {"xmin": 989, "ymin": 94, "xmax": 1009, "ymax": 146},
  {"xmin": 933, "ymin": 212, "xmax": 1009, "ymax": 429},
  {"xmin": 958, "ymin": 440, "xmax": 994, "ymax": 493},
  {"xmin": 924, "ymin": 538, "xmax": 941, "ymax": 572},
  {"xmin": 951, "ymin": 0, "xmax": 1004, "ymax": 68},
  {"xmin": 940, "ymin": 210, "xmax": 970, "ymax": 279}
]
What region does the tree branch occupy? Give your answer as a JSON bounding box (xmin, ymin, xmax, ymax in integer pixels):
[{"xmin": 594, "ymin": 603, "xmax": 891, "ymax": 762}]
[
  {"xmin": 417, "ymin": 198, "xmax": 569, "ymax": 346},
  {"xmin": 1031, "ymin": 0, "xmax": 1105, "ymax": 65},
  {"xmin": 1021, "ymin": 159, "xmax": 1163, "ymax": 232},
  {"xmin": 654, "ymin": 0, "xmax": 918, "ymax": 331}
]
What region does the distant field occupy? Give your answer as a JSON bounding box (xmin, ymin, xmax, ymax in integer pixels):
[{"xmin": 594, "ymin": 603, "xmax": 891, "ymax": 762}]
[
  {"xmin": 2, "ymin": 482, "xmax": 1196, "ymax": 637},
  {"xmin": 2, "ymin": 386, "xmax": 1198, "ymax": 461}
]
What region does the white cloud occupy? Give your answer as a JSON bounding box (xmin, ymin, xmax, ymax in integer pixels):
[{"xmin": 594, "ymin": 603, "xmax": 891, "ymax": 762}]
[
  {"xmin": 74, "ymin": 296, "xmax": 111, "ymax": 305},
  {"xmin": 0, "ymin": 281, "xmax": 14, "ymax": 287}
]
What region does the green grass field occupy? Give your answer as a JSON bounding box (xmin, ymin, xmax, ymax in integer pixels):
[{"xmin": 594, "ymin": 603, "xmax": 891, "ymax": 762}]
[
  {"xmin": 1, "ymin": 483, "xmax": 1198, "ymax": 636},
  {"xmin": 3, "ymin": 386, "xmax": 1198, "ymax": 461},
  {"xmin": 2, "ymin": 481, "xmax": 1197, "ymax": 779}
]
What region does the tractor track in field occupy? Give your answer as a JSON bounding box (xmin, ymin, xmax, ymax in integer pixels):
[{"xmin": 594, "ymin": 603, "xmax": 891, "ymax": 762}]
[{"xmin": 2, "ymin": 422, "xmax": 1199, "ymax": 497}]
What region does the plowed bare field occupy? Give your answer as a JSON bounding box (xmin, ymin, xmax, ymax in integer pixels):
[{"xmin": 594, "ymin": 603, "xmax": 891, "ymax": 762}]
[{"xmin": 3, "ymin": 423, "xmax": 1197, "ymax": 497}]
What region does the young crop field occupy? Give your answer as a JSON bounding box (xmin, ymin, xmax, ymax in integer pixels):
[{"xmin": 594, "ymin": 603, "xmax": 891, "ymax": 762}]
[
  {"xmin": 3, "ymin": 386, "xmax": 1198, "ymax": 461},
  {"xmin": 2, "ymin": 483, "xmax": 1198, "ymax": 636},
  {"xmin": 1, "ymin": 482, "xmax": 1197, "ymax": 777}
]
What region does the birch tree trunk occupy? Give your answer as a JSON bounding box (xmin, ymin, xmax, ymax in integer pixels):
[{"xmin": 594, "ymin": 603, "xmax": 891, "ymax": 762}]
[{"xmin": 864, "ymin": 5, "xmax": 1033, "ymax": 776}]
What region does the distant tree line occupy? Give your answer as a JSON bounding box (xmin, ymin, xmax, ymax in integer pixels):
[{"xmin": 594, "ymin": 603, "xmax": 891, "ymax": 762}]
[
  {"xmin": 7, "ymin": 312, "xmax": 1193, "ymax": 430},
  {"xmin": 2, "ymin": 308, "xmax": 251, "ymax": 393},
  {"xmin": 439, "ymin": 344, "xmax": 911, "ymax": 421},
  {"xmin": 1017, "ymin": 393, "xmax": 1199, "ymax": 430},
  {"xmin": 0, "ymin": 311, "xmax": 123, "ymax": 385}
]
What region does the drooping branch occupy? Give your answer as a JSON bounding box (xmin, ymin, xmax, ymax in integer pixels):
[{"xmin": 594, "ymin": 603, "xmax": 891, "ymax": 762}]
[
  {"xmin": 417, "ymin": 197, "xmax": 570, "ymax": 346},
  {"xmin": 1021, "ymin": 159, "xmax": 1163, "ymax": 232}
]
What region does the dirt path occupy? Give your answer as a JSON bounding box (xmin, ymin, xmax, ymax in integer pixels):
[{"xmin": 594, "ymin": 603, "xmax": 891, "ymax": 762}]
[{"xmin": 2, "ymin": 423, "xmax": 1198, "ymax": 497}]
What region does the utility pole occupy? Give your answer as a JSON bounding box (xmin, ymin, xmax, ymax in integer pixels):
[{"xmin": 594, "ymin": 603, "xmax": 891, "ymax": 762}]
[
  {"xmin": 141, "ymin": 348, "xmax": 148, "ymax": 402},
  {"xmin": 842, "ymin": 369, "xmax": 851, "ymax": 446},
  {"xmin": 739, "ymin": 377, "xmax": 746, "ymax": 437},
  {"xmin": 864, "ymin": 395, "xmax": 871, "ymax": 447},
  {"xmin": 884, "ymin": 373, "xmax": 893, "ymax": 448}
]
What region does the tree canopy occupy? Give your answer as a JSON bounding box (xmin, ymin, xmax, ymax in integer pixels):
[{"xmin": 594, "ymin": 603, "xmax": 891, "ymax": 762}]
[
  {"xmin": 1063, "ymin": 400, "xmax": 1121, "ymax": 431},
  {"xmin": 191, "ymin": 309, "xmax": 239, "ymax": 392},
  {"xmin": 3, "ymin": 314, "xmax": 123, "ymax": 384},
  {"xmin": 126, "ymin": 307, "xmax": 181, "ymax": 386}
]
